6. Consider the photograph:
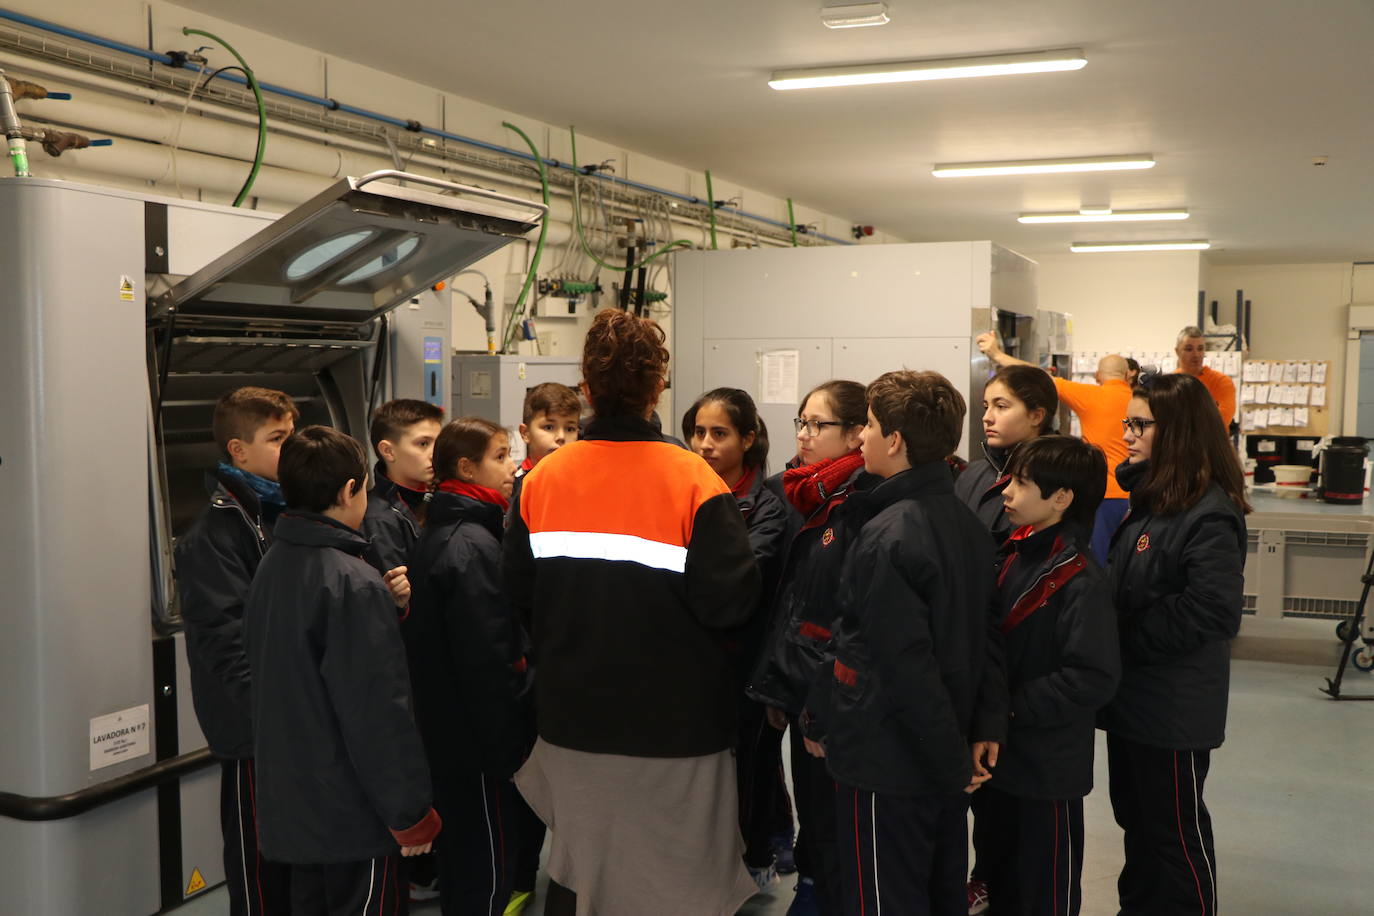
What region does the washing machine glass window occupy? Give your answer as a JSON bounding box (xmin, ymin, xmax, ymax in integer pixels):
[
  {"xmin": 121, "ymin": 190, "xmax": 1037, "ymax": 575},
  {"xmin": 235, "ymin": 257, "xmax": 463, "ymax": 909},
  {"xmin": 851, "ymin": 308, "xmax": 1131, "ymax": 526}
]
[{"xmin": 283, "ymin": 229, "xmax": 377, "ymax": 280}]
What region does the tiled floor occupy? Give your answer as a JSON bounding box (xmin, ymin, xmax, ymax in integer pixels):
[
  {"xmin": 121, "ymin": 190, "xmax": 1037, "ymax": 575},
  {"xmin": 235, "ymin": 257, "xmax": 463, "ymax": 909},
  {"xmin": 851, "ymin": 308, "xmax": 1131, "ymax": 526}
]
[{"xmin": 180, "ymin": 628, "xmax": 1374, "ymax": 915}]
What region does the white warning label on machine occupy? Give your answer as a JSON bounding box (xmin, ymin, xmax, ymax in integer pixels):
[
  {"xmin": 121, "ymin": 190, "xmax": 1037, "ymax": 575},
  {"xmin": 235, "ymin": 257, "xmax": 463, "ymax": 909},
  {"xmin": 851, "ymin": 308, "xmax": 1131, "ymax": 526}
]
[
  {"xmin": 90, "ymin": 704, "xmax": 151, "ymax": 771},
  {"xmin": 119, "ymin": 275, "xmax": 136, "ymax": 301}
]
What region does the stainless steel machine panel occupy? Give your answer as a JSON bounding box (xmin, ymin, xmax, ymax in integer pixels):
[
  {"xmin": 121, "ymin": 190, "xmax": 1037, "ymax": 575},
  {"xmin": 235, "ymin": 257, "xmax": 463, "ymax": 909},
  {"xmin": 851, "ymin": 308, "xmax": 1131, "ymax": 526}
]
[
  {"xmin": 0, "ymin": 177, "xmax": 159, "ymax": 915},
  {"xmin": 154, "ymin": 171, "xmax": 544, "ymax": 325}
]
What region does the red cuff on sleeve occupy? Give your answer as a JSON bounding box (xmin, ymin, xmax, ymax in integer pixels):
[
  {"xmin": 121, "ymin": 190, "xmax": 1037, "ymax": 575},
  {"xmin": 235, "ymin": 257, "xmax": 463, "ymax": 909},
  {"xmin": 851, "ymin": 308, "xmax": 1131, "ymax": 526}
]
[{"xmin": 391, "ymin": 807, "xmax": 442, "ymax": 847}]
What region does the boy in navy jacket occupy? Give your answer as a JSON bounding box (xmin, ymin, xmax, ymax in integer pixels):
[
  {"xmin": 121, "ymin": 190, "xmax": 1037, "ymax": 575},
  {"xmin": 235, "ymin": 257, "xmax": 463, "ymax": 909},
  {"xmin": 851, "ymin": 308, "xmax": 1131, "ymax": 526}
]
[
  {"xmin": 175, "ymin": 386, "xmax": 297, "ymax": 916},
  {"xmin": 972, "ymin": 435, "xmax": 1120, "ymax": 916},
  {"xmin": 805, "ymin": 370, "xmax": 1007, "ymax": 916},
  {"xmin": 363, "ymin": 398, "xmax": 443, "ymax": 574},
  {"xmin": 245, "ymin": 426, "xmax": 441, "ymax": 915}
]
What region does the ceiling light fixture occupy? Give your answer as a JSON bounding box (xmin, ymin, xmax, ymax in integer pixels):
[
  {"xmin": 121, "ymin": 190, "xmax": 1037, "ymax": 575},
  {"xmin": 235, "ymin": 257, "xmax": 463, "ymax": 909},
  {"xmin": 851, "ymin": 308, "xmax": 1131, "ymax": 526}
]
[
  {"xmin": 769, "ymin": 48, "xmax": 1087, "ymax": 91},
  {"xmin": 1019, "ymin": 209, "xmax": 1190, "ymax": 224},
  {"xmin": 821, "ymin": 1, "xmax": 890, "ymax": 29},
  {"xmin": 1069, "ymin": 240, "xmax": 1211, "ymax": 253},
  {"xmin": 932, "ymin": 154, "xmax": 1154, "ymax": 178},
  {"xmin": 1077, "ymin": 206, "xmax": 1113, "ymax": 216}
]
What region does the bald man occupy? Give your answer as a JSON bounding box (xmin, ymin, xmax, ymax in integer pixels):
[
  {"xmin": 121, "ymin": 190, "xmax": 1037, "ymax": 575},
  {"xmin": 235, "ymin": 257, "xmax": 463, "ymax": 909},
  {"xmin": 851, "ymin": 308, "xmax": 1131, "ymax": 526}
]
[
  {"xmin": 976, "ymin": 334, "xmax": 1133, "ymax": 562},
  {"xmin": 1175, "ymin": 326, "xmax": 1236, "ymax": 426}
]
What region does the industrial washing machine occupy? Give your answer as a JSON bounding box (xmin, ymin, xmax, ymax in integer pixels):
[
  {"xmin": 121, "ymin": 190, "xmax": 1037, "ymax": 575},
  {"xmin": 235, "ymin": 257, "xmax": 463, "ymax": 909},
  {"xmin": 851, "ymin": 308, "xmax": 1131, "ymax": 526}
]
[{"xmin": 0, "ymin": 169, "xmax": 543, "ymax": 914}]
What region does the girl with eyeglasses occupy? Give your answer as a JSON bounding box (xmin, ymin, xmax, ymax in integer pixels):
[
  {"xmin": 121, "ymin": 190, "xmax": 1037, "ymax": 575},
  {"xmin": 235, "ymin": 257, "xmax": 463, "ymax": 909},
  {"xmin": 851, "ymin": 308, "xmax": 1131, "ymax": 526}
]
[
  {"xmin": 748, "ymin": 379, "xmax": 875, "ymax": 916},
  {"xmin": 956, "ymin": 365, "xmax": 1060, "ymax": 546},
  {"xmin": 1104, "ymin": 372, "xmax": 1249, "ymax": 916}
]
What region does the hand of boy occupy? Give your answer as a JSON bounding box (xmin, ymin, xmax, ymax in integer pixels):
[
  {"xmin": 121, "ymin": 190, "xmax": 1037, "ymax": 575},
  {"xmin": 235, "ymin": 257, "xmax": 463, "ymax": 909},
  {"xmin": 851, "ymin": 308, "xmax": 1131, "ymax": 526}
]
[
  {"xmin": 765, "ymin": 706, "xmax": 789, "ymax": 731},
  {"xmin": 400, "ymin": 842, "xmax": 432, "ymax": 857},
  {"xmin": 965, "ymin": 740, "xmax": 1000, "ymax": 793},
  {"xmin": 803, "ymin": 737, "xmax": 826, "ymax": 758},
  {"xmin": 383, "ymin": 566, "xmax": 411, "ymax": 608},
  {"xmin": 975, "ymin": 332, "xmax": 999, "ymax": 356}
]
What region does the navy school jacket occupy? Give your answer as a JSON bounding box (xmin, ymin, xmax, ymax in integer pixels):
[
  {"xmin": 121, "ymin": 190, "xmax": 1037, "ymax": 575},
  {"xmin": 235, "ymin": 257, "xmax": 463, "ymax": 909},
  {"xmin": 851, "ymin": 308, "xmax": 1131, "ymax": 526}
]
[
  {"xmin": 362, "ymin": 460, "xmax": 423, "ymax": 574},
  {"xmin": 807, "ymin": 462, "xmax": 1009, "ymax": 797},
  {"xmin": 746, "ymin": 464, "xmax": 876, "ymax": 716},
  {"xmin": 1102, "ymin": 472, "xmax": 1247, "ymax": 750},
  {"xmin": 990, "ymin": 522, "xmax": 1119, "ymax": 800},
  {"xmin": 954, "ymin": 441, "xmax": 1015, "ymax": 545},
  {"xmin": 174, "ymin": 469, "xmax": 272, "ymax": 759},
  {"xmin": 244, "ymin": 511, "xmax": 438, "ymax": 864},
  {"xmin": 406, "ymin": 490, "xmax": 532, "ymax": 780}
]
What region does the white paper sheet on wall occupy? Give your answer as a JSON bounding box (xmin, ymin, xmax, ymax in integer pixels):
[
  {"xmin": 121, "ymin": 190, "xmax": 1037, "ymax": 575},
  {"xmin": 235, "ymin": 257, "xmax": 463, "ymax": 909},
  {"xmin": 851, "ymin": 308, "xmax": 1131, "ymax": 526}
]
[
  {"xmin": 1314, "ymin": 363, "xmax": 1328, "ymax": 385},
  {"xmin": 1224, "ymin": 352, "xmax": 1242, "ymax": 376},
  {"xmin": 760, "ymin": 349, "xmax": 801, "ymax": 405},
  {"xmin": 1311, "ymin": 386, "xmax": 1327, "ymax": 407},
  {"xmin": 1296, "ymin": 407, "xmax": 1310, "ymax": 427},
  {"xmin": 1269, "ymin": 362, "xmax": 1285, "ymax": 383},
  {"xmin": 1255, "ymin": 409, "xmax": 1270, "ymax": 427},
  {"xmin": 1297, "ymin": 361, "xmax": 1313, "ymax": 383},
  {"xmin": 1282, "ymin": 362, "xmax": 1298, "ymax": 383}
]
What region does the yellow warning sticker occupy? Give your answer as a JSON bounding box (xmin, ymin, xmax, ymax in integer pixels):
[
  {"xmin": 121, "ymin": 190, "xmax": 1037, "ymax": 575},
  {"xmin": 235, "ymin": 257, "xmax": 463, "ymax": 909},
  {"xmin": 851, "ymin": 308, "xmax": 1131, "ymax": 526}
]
[
  {"xmin": 119, "ymin": 275, "xmax": 135, "ymax": 301},
  {"xmin": 185, "ymin": 867, "xmax": 207, "ymax": 896}
]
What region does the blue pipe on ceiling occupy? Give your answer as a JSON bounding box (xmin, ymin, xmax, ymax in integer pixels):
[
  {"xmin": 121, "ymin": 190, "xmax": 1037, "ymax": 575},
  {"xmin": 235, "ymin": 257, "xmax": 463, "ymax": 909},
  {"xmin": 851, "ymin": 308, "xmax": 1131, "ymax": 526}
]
[{"xmin": 0, "ymin": 7, "xmax": 854, "ymax": 245}]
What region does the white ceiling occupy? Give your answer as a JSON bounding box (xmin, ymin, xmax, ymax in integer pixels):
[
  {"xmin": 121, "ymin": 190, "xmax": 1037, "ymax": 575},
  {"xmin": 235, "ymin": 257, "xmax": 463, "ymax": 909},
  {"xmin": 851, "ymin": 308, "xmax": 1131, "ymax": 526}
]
[{"xmin": 174, "ymin": 0, "xmax": 1374, "ymax": 263}]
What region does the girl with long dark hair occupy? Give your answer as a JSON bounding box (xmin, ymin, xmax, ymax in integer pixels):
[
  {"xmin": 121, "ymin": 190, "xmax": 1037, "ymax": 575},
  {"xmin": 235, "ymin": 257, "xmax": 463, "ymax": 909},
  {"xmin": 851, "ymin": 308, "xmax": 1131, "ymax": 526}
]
[
  {"xmin": 1105, "ymin": 372, "xmax": 1248, "ymax": 915},
  {"xmin": 405, "ymin": 417, "xmax": 527, "ymax": 916},
  {"xmin": 683, "ymin": 388, "xmax": 791, "ymax": 890},
  {"xmin": 956, "ymin": 365, "xmax": 1059, "ymax": 544},
  {"xmin": 749, "ymin": 378, "xmax": 875, "ymax": 915}
]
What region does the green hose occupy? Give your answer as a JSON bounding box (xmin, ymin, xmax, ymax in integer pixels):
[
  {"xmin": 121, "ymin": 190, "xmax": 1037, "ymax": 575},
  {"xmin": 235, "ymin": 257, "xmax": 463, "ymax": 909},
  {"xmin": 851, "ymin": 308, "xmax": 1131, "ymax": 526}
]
[
  {"xmin": 183, "ymin": 27, "xmax": 265, "ymax": 207},
  {"xmin": 786, "ymin": 197, "xmax": 798, "ymax": 247},
  {"xmin": 569, "ymin": 125, "xmax": 693, "ymax": 272},
  {"xmin": 501, "ymin": 121, "xmax": 551, "ymax": 352},
  {"xmin": 705, "ymin": 169, "xmax": 718, "ymax": 250}
]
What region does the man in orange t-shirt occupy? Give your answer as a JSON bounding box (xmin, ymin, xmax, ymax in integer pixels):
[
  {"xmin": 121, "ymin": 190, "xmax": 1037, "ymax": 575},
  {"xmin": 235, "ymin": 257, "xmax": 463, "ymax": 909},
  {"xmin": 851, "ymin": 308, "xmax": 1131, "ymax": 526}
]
[
  {"xmin": 976, "ymin": 334, "xmax": 1133, "ymax": 561},
  {"xmin": 1175, "ymin": 326, "xmax": 1236, "ymax": 427}
]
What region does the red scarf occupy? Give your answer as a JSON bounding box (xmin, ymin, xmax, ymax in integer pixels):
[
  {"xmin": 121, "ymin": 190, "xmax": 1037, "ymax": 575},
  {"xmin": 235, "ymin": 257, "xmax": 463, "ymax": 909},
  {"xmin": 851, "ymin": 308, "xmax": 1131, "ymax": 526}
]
[
  {"xmin": 730, "ymin": 466, "xmax": 758, "ymax": 500},
  {"xmin": 782, "ymin": 451, "xmax": 865, "ymax": 518},
  {"xmin": 519, "ymin": 458, "xmax": 535, "ymax": 473},
  {"xmin": 438, "ymin": 478, "xmax": 510, "ymax": 512}
]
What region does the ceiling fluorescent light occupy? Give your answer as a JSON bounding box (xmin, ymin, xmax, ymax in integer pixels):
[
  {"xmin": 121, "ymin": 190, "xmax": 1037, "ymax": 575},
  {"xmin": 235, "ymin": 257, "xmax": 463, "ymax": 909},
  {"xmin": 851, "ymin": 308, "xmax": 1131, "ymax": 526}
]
[
  {"xmin": 1019, "ymin": 209, "xmax": 1190, "ymax": 224},
  {"xmin": 821, "ymin": 2, "xmax": 890, "ymax": 28},
  {"xmin": 1070, "ymin": 240, "xmax": 1211, "ymax": 253},
  {"xmin": 769, "ymin": 48, "xmax": 1086, "ymax": 91},
  {"xmin": 933, "ymin": 154, "xmax": 1154, "ymax": 177}
]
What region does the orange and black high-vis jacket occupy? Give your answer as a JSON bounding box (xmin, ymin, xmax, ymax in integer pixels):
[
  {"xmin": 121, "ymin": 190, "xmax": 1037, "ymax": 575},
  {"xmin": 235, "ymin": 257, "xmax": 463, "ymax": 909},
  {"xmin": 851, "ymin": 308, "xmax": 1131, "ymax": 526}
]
[{"xmin": 503, "ymin": 414, "xmax": 762, "ymax": 758}]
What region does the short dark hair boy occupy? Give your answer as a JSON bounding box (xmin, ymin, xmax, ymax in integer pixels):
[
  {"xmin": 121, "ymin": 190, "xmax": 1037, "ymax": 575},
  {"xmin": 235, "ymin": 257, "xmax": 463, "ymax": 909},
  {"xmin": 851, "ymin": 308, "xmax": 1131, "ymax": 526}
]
[
  {"xmin": 807, "ymin": 369, "xmax": 1007, "ymax": 914},
  {"xmin": 175, "ymin": 385, "xmax": 299, "ymax": 915},
  {"xmin": 512, "ymin": 382, "xmax": 582, "ymax": 509},
  {"xmin": 246, "ymin": 426, "xmax": 441, "ymax": 910},
  {"xmin": 971, "ymin": 434, "xmax": 1119, "ymax": 915},
  {"xmin": 1004, "ymin": 435, "xmax": 1108, "ymax": 530},
  {"xmin": 364, "ymin": 398, "xmax": 444, "ymax": 581}
]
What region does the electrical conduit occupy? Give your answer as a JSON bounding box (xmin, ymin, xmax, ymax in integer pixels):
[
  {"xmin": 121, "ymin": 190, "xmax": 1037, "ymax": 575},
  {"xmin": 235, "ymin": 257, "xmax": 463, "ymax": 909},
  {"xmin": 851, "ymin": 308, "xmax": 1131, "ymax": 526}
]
[
  {"xmin": 500, "ymin": 121, "xmax": 549, "ymax": 353},
  {"xmin": 0, "ymin": 7, "xmax": 854, "ymax": 244}
]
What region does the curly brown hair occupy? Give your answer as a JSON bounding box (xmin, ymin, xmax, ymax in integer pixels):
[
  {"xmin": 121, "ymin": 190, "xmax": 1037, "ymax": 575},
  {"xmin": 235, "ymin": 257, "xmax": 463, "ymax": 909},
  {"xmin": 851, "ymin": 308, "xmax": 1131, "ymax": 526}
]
[{"xmin": 581, "ymin": 309, "xmax": 669, "ymax": 418}]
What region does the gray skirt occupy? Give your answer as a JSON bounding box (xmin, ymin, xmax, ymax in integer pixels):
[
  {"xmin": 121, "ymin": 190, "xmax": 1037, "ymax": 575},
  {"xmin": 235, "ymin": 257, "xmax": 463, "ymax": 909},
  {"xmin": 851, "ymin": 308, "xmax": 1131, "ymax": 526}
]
[{"xmin": 514, "ymin": 738, "xmax": 757, "ymax": 916}]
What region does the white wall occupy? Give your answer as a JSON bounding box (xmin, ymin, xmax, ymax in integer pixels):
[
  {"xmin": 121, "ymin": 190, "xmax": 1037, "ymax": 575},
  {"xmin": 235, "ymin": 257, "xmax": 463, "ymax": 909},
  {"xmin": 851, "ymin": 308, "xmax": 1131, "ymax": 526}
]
[
  {"xmin": 1203, "ymin": 262, "xmax": 1356, "ymax": 432},
  {"xmin": 1035, "ymin": 251, "xmax": 1202, "ymax": 352}
]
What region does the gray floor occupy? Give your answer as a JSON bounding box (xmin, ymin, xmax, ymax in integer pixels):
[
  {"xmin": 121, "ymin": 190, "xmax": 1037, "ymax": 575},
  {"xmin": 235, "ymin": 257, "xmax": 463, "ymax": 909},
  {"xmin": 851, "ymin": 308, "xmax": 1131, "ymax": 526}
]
[{"xmin": 179, "ymin": 627, "xmax": 1374, "ymax": 915}]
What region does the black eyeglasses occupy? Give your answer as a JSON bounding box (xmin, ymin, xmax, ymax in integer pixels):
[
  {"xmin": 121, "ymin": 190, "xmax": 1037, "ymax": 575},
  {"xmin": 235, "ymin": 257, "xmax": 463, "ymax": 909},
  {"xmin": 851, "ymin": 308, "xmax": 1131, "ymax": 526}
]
[
  {"xmin": 1121, "ymin": 418, "xmax": 1158, "ymax": 437},
  {"xmin": 794, "ymin": 418, "xmax": 845, "ymax": 437}
]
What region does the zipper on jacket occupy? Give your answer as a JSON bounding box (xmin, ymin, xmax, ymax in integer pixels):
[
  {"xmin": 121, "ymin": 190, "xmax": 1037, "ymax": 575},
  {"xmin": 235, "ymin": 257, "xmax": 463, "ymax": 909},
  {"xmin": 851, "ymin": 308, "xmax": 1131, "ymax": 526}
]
[
  {"xmin": 212, "ymin": 495, "xmax": 267, "ymax": 556},
  {"xmin": 391, "ymin": 503, "xmax": 419, "ymax": 539},
  {"xmin": 1007, "ymin": 545, "xmax": 1079, "ymax": 616}
]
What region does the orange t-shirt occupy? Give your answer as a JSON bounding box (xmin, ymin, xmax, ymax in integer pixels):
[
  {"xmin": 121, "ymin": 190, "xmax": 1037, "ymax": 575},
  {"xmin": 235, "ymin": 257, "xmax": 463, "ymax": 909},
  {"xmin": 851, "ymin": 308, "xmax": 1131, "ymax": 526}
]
[
  {"xmin": 1053, "ymin": 377, "xmax": 1133, "ymax": 500},
  {"xmin": 1183, "ymin": 366, "xmax": 1237, "ymax": 428}
]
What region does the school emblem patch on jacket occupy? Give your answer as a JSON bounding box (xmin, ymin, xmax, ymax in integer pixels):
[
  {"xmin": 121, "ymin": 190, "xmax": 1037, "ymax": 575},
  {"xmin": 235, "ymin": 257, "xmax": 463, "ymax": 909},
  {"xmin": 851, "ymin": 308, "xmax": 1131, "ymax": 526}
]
[
  {"xmin": 822, "ymin": 527, "xmax": 835, "ymax": 547},
  {"xmin": 1136, "ymin": 533, "xmax": 1151, "ymax": 553}
]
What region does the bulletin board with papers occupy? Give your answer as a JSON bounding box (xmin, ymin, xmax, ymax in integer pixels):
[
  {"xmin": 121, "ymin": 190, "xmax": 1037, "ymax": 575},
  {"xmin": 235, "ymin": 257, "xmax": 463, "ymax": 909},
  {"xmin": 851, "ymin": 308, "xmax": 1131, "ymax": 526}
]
[{"xmin": 1240, "ymin": 360, "xmax": 1330, "ymax": 436}]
